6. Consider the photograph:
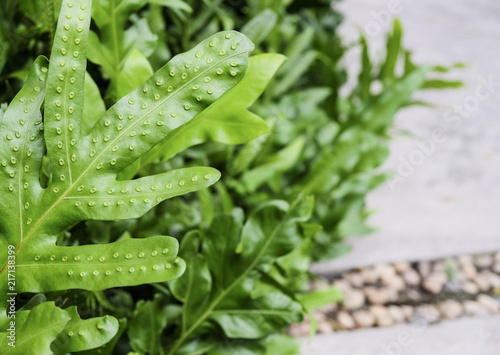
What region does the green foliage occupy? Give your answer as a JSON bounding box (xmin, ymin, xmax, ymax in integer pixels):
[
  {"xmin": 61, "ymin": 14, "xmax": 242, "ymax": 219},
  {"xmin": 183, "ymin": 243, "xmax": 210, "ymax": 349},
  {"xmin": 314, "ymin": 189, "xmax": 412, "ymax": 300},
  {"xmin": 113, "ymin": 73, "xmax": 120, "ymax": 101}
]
[
  {"xmin": 0, "ymin": 0, "xmax": 461, "ymax": 353},
  {"xmin": 0, "ymin": 301, "xmax": 118, "ymax": 355},
  {"xmin": 0, "ymin": 0, "xmax": 57, "ymax": 103},
  {"xmin": 0, "ymin": 302, "xmax": 71, "ymax": 354},
  {"xmin": 51, "ymin": 306, "xmax": 119, "ymax": 354},
  {"xmin": 119, "ymin": 53, "xmax": 284, "ymax": 180},
  {"xmin": 0, "ymin": 0, "xmax": 253, "ymax": 297},
  {"xmin": 128, "ymin": 294, "xmax": 169, "ymax": 354},
  {"xmin": 167, "ymin": 198, "xmax": 313, "ymax": 354},
  {"xmin": 0, "ymin": 0, "xmax": 259, "ymax": 353},
  {"xmin": 88, "ymin": 0, "xmax": 158, "ymax": 102}
]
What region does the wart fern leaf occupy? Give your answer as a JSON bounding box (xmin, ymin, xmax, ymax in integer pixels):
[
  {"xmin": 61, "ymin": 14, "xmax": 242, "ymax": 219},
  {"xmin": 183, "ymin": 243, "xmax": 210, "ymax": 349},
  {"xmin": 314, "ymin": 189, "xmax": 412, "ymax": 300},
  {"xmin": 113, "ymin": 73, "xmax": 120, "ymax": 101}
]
[{"xmin": 0, "ymin": 0, "xmax": 253, "ymax": 321}]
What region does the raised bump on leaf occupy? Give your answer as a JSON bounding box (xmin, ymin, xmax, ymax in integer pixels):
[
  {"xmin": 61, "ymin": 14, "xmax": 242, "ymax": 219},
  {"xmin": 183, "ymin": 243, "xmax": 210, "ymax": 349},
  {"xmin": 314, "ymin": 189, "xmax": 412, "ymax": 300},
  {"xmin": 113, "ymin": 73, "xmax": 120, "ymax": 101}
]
[
  {"xmin": 0, "ymin": 0, "xmax": 253, "ymax": 320},
  {"xmin": 0, "ymin": 302, "xmax": 71, "ymax": 354},
  {"xmin": 16, "ymin": 236, "xmax": 185, "ymax": 293},
  {"xmin": 85, "ymin": 30, "xmax": 254, "ymax": 175},
  {"xmin": 45, "ymin": 0, "xmax": 92, "ymax": 184},
  {"xmin": 51, "ymin": 306, "xmax": 119, "ymax": 353},
  {"xmin": 0, "ymin": 56, "xmax": 48, "ymax": 245}
]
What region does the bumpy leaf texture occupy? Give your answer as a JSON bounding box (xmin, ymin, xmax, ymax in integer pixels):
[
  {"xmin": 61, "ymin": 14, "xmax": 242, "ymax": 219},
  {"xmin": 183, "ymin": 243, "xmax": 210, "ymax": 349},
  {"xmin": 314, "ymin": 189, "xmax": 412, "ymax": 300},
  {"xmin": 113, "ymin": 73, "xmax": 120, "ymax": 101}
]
[{"xmin": 0, "ymin": 0, "xmax": 253, "ymax": 322}]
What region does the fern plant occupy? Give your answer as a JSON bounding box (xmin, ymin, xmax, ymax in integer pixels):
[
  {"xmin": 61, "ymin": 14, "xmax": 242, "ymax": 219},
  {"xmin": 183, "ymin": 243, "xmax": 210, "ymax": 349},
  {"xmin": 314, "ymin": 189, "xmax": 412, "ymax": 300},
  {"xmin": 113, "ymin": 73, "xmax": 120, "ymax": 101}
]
[{"xmin": 0, "ymin": 0, "xmax": 254, "ymax": 352}]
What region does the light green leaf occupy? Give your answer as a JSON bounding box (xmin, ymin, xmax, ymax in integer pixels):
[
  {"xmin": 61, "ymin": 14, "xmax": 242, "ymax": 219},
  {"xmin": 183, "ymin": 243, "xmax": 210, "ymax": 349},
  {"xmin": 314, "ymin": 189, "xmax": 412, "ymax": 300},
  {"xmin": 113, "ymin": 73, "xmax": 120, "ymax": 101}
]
[
  {"xmin": 272, "ymin": 26, "xmax": 316, "ymax": 97},
  {"xmin": 421, "ymin": 79, "xmax": 464, "ymax": 89},
  {"xmin": 379, "ymin": 19, "xmax": 402, "ymax": 83},
  {"xmin": 357, "ymin": 36, "xmax": 372, "ymax": 101},
  {"xmin": 92, "ymin": 0, "xmax": 147, "ymax": 29},
  {"xmin": 361, "ymin": 66, "xmax": 429, "ymax": 133},
  {"xmin": 149, "ymin": 0, "xmax": 193, "ymax": 13},
  {"xmin": 167, "ymin": 198, "xmax": 313, "ymax": 354},
  {"xmin": 0, "ymin": 302, "xmax": 70, "ymax": 355},
  {"xmin": 15, "ymin": 236, "xmax": 185, "ymax": 293},
  {"xmin": 78, "ymin": 319, "xmax": 128, "ymax": 355},
  {"xmin": 89, "ymin": 0, "xmax": 157, "ymax": 101},
  {"xmin": 0, "ymin": 0, "xmax": 254, "ymax": 321},
  {"xmin": 18, "ymin": 0, "xmax": 61, "ymax": 32},
  {"xmin": 240, "ymin": 136, "xmax": 305, "ymax": 192},
  {"xmin": 128, "ymin": 294, "xmax": 170, "ymax": 355},
  {"xmin": 120, "ymin": 53, "xmax": 284, "ymax": 179},
  {"xmin": 241, "ymin": 9, "xmax": 277, "ymax": 46},
  {"xmin": 51, "ymin": 306, "xmax": 119, "ymax": 354},
  {"xmin": 298, "ymin": 287, "xmax": 343, "ymax": 312},
  {"xmin": 116, "ymin": 49, "xmax": 154, "ymax": 99},
  {"xmin": 211, "ymin": 291, "xmax": 302, "ymax": 339},
  {"xmin": 83, "ymin": 72, "xmax": 106, "ymax": 134}
]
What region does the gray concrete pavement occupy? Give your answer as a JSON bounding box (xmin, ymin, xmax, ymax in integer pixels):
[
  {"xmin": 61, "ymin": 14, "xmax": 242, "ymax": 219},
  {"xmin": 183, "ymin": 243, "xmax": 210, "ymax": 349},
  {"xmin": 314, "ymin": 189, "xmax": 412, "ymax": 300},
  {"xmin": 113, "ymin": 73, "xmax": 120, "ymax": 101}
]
[
  {"xmin": 301, "ymin": 315, "xmax": 500, "ymax": 355},
  {"xmin": 313, "ymin": 0, "xmax": 500, "ymax": 273}
]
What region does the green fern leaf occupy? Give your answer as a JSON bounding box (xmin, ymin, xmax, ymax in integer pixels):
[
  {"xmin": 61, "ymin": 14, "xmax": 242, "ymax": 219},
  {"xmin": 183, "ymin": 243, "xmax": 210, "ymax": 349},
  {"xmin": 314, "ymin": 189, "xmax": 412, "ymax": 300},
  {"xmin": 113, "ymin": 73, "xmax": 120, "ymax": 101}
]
[{"xmin": 0, "ymin": 0, "xmax": 253, "ymax": 324}]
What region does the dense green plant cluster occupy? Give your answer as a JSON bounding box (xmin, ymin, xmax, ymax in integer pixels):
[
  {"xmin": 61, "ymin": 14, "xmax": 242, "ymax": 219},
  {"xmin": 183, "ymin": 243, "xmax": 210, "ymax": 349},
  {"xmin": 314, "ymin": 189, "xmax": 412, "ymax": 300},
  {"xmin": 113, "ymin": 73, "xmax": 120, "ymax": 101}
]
[{"xmin": 0, "ymin": 0, "xmax": 460, "ymax": 354}]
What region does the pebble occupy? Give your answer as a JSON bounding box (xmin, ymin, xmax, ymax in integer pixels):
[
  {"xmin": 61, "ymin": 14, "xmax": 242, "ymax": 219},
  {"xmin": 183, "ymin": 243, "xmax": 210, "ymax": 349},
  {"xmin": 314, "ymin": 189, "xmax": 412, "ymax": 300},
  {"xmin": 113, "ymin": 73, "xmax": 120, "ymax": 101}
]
[
  {"xmin": 418, "ymin": 261, "xmax": 432, "ymax": 278},
  {"xmin": 393, "ymin": 261, "xmax": 411, "ymax": 274},
  {"xmin": 443, "ymin": 279, "xmax": 461, "ymax": 293},
  {"xmin": 461, "ymin": 262, "xmax": 478, "ymax": 280},
  {"xmin": 304, "ymin": 252, "xmax": 500, "ymax": 332},
  {"xmin": 365, "ymin": 286, "xmax": 397, "ymax": 305},
  {"xmin": 381, "ymin": 274, "xmax": 406, "ymax": 292},
  {"xmin": 483, "ymin": 271, "xmax": 500, "ymax": 288},
  {"xmin": 401, "ymin": 305, "xmax": 415, "ymax": 320},
  {"xmin": 360, "ymin": 267, "xmax": 379, "ymax": 284},
  {"xmin": 369, "ymin": 305, "xmax": 394, "ymax": 327},
  {"xmin": 310, "ymin": 279, "xmax": 329, "ymax": 291},
  {"xmin": 387, "ymin": 305, "xmax": 405, "ymax": 323},
  {"xmin": 402, "ymin": 268, "xmax": 421, "ymax": 286},
  {"xmin": 457, "ymin": 255, "xmax": 474, "ymax": 266},
  {"xmin": 312, "ymin": 311, "xmax": 326, "ymax": 322},
  {"xmin": 288, "ymin": 319, "xmax": 310, "ymax": 337},
  {"xmin": 352, "ymin": 310, "xmax": 375, "ymax": 328},
  {"xmin": 415, "ymin": 304, "xmax": 441, "ymax": 324},
  {"xmin": 462, "ymin": 281, "xmax": 479, "ymax": 294},
  {"xmin": 438, "ymin": 300, "xmax": 463, "ymax": 319},
  {"xmin": 477, "ymin": 294, "xmax": 500, "ymax": 313},
  {"xmin": 463, "ymin": 300, "xmax": 489, "ymax": 316},
  {"xmin": 374, "ymin": 263, "xmax": 396, "ymax": 281},
  {"xmin": 317, "ymin": 302, "xmax": 338, "ymax": 314},
  {"xmin": 332, "ymin": 279, "xmax": 352, "ymax": 293},
  {"xmin": 403, "ymin": 289, "xmax": 422, "ymax": 302},
  {"xmin": 475, "ymin": 254, "xmax": 494, "ymax": 269},
  {"xmin": 423, "ymin": 272, "xmax": 448, "ymax": 294},
  {"xmin": 343, "ymin": 289, "xmax": 365, "ymax": 310},
  {"xmin": 493, "ymin": 261, "xmax": 500, "ymax": 274},
  {"xmin": 316, "ymin": 320, "xmax": 334, "ymax": 334},
  {"xmin": 336, "ymin": 310, "xmax": 355, "ymax": 329},
  {"xmin": 343, "ymin": 272, "xmax": 364, "ymax": 288},
  {"xmin": 473, "ymin": 273, "xmax": 491, "ymax": 292},
  {"xmin": 433, "ymin": 260, "xmax": 445, "ymax": 272}
]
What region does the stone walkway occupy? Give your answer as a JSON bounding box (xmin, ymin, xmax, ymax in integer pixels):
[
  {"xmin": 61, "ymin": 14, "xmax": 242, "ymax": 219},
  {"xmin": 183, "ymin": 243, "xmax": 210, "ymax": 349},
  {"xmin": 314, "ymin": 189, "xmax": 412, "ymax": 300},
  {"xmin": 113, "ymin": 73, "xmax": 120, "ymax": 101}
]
[
  {"xmin": 292, "ymin": 251, "xmax": 500, "ymax": 337},
  {"xmin": 302, "ymin": 315, "xmax": 500, "ymax": 355},
  {"xmin": 304, "ymin": 0, "xmax": 500, "ymax": 353},
  {"xmin": 313, "ymin": 0, "xmax": 500, "ymax": 272}
]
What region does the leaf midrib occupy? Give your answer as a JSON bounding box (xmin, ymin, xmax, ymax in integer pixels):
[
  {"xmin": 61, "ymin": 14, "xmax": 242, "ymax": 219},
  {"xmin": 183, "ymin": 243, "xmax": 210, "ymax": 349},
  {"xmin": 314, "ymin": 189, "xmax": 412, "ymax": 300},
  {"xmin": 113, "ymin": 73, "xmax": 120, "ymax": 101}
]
[
  {"xmin": 1, "ymin": 48, "xmax": 252, "ymax": 279},
  {"xmin": 167, "ymin": 197, "xmax": 302, "ymax": 355},
  {"xmin": 0, "ymin": 318, "xmax": 69, "ymax": 354}
]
